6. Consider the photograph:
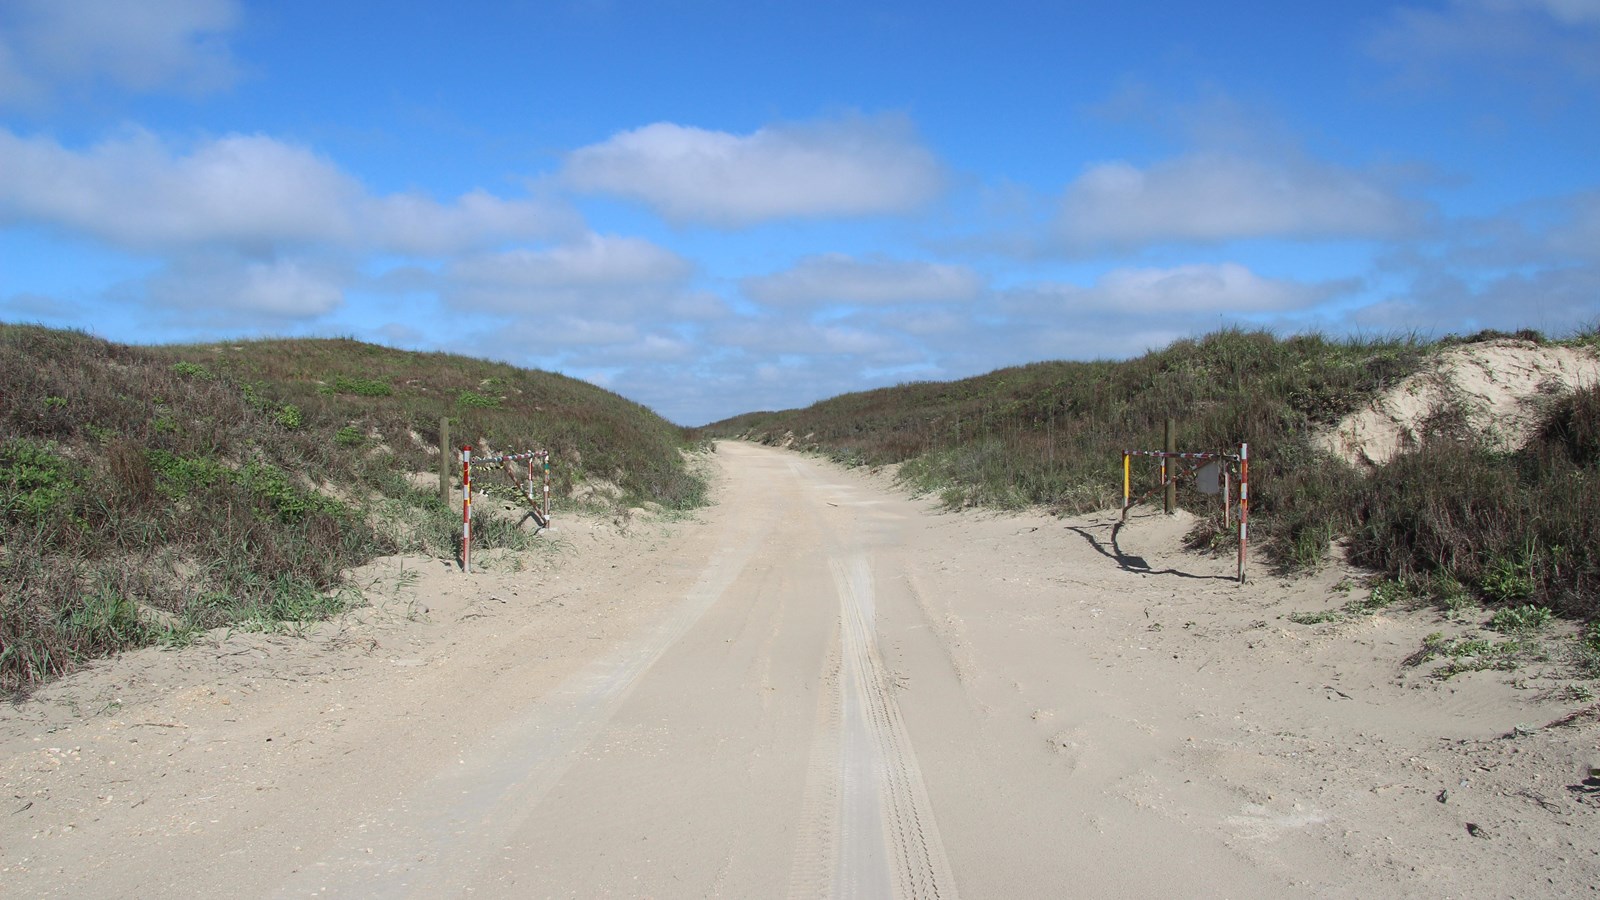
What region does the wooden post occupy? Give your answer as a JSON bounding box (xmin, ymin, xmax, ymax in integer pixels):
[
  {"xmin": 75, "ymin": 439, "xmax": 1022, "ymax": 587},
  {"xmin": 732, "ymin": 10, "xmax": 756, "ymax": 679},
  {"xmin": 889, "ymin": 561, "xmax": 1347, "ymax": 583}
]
[
  {"xmin": 438, "ymin": 418, "xmax": 452, "ymax": 504},
  {"xmin": 1163, "ymin": 418, "xmax": 1176, "ymax": 514}
]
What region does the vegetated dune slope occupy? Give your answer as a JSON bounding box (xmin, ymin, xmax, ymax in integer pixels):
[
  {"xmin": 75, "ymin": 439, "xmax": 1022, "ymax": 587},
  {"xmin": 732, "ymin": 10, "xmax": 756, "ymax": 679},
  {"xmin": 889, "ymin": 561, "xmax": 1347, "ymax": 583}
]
[
  {"xmin": 0, "ymin": 324, "xmax": 704, "ymax": 693},
  {"xmin": 703, "ymin": 328, "xmax": 1600, "ymax": 623}
]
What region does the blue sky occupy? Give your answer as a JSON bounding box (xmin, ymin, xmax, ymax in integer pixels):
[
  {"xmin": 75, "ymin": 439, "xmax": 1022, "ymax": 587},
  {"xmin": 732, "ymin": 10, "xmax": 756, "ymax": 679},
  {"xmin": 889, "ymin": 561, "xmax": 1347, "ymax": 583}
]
[{"xmin": 2, "ymin": 1, "xmax": 1598, "ymax": 425}]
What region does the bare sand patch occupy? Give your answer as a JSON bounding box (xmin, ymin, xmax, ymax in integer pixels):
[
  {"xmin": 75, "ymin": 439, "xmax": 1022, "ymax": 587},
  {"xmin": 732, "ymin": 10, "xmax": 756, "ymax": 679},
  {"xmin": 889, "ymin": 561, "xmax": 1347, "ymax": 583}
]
[{"xmin": 1317, "ymin": 339, "xmax": 1600, "ymax": 467}]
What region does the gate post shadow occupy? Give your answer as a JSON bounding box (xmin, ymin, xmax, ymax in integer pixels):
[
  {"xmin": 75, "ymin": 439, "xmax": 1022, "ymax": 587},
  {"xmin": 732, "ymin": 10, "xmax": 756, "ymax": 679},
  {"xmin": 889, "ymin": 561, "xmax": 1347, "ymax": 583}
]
[{"xmin": 1066, "ymin": 519, "xmax": 1235, "ymax": 582}]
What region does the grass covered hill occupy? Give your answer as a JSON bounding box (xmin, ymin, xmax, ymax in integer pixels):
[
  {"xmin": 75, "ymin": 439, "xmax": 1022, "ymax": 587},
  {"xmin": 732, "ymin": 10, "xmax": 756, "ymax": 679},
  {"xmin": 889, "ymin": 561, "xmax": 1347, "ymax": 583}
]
[
  {"xmin": 701, "ymin": 328, "xmax": 1600, "ymax": 623},
  {"xmin": 0, "ymin": 324, "xmax": 705, "ymax": 692}
]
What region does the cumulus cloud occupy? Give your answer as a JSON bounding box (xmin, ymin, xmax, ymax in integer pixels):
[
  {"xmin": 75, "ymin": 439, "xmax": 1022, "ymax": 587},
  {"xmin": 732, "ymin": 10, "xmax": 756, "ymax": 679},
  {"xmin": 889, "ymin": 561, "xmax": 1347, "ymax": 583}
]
[
  {"xmin": 561, "ymin": 113, "xmax": 945, "ymax": 226},
  {"xmin": 444, "ymin": 233, "xmax": 694, "ymax": 314},
  {"xmin": 0, "ymin": 128, "xmax": 574, "ymax": 254},
  {"xmin": 1056, "ymin": 154, "xmax": 1422, "ymax": 248},
  {"xmin": 450, "ymin": 234, "xmax": 691, "ymax": 289},
  {"xmin": 1055, "ymin": 263, "xmax": 1347, "ymax": 313},
  {"xmin": 741, "ymin": 254, "xmax": 983, "ymax": 307},
  {"xmin": 140, "ymin": 251, "xmax": 349, "ymax": 319},
  {"xmin": 0, "ymin": 0, "xmax": 241, "ymax": 105},
  {"xmin": 709, "ymin": 318, "xmax": 909, "ymax": 361},
  {"xmin": 998, "ymin": 261, "xmax": 1350, "ymax": 323}
]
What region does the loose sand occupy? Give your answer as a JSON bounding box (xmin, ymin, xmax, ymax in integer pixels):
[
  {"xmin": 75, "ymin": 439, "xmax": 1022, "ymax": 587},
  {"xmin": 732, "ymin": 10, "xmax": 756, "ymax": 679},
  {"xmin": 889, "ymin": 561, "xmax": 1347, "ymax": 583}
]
[
  {"xmin": 1317, "ymin": 339, "xmax": 1600, "ymax": 468},
  {"xmin": 2, "ymin": 442, "xmax": 1596, "ymax": 897}
]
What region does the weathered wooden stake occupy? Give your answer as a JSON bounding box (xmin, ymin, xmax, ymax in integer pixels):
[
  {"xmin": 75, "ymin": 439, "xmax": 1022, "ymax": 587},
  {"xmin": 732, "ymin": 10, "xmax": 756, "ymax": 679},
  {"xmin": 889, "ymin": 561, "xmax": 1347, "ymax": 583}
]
[
  {"xmin": 438, "ymin": 417, "xmax": 451, "ymax": 504},
  {"xmin": 1163, "ymin": 418, "xmax": 1177, "ymax": 514}
]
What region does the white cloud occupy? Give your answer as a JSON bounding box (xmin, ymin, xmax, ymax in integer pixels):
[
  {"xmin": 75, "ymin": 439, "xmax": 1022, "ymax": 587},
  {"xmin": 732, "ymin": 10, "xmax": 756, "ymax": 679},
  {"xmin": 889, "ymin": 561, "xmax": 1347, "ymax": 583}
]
[
  {"xmin": 742, "ymin": 254, "xmax": 982, "ymax": 307},
  {"xmin": 444, "ymin": 233, "xmax": 694, "ymax": 314},
  {"xmin": 450, "ymin": 234, "xmax": 690, "ymax": 289},
  {"xmin": 1057, "ymin": 154, "xmax": 1420, "ymax": 248},
  {"xmin": 367, "ymin": 189, "xmax": 576, "ymax": 256},
  {"xmin": 0, "ymin": 128, "xmax": 574, "ymax": 254},
  {"xmin": 1084, "ymin": 263, "xmax": 1342, "ymax": 312},
  {"xmin": 993, "ymin": 264, "xmax": 1350, "ymax": 341},
  {"xmin": 142, "ymin": 251, "xmax": 348, "ymax": 318},
  {"xmin": 562, "ymin": 114, "xmax": 945, "ymax": 226},
  {"xmin": 0, "ymin": 129, "xmax": 357, "ymax": 247},
  {"xmin": 0, "ymin": 0, "xmax": 241, "ymax": 105},
  {"xmin": 708, "ymin": 317, "xmax": 911, "ymax": 362}
]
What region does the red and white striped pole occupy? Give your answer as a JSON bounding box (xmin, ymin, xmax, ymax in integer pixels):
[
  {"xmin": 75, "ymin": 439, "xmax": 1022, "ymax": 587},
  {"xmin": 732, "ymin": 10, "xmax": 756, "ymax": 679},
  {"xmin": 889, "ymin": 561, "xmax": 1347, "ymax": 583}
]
[
  {"xmin": 461, "ymin": 445, "xmax": 473, "ymax": 574},
  {"xmin": 1237, "ymin": 442, "xmax": 1249, "ymax": 584},
  {"xmin": 541, "ymin": 451, "xmax": 551, "ymax": 522}
]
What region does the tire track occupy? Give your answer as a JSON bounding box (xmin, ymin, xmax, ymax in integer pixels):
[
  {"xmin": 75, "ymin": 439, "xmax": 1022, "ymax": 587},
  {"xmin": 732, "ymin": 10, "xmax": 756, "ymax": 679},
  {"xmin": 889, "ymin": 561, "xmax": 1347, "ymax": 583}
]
[
  {"xmin": 277, "ymin": 514, "xmax": 771, "ymax": 898},
  {"xmin": 788, "ymin": 633, "xmax": 843, "ymax": 900},
  {"xmin": 827, "ymin": 554, "xmax": 958, "ymax": 900}
]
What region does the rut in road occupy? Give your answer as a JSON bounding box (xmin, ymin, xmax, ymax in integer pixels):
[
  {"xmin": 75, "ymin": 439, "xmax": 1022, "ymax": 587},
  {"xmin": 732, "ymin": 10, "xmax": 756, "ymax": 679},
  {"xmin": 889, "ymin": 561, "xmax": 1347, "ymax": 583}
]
[
  {"xmin": 278, "ymin": 511, "xmax": 773, "ymax": 897},
  {"xmin": 789, "ymin": 546, "xmax": 957, "ymax": 899},
  {"xmin": 285, "ymin": 442, "xmax": 957, "ymax": 898},
  {"xmin": 832, "ymin": 553, "xmax": 957, "ymax": 899}
]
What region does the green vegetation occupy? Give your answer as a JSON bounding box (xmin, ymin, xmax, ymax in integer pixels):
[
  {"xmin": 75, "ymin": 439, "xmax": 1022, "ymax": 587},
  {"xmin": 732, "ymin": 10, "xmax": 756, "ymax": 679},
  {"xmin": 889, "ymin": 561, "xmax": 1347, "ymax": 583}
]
[
  {"xmin": 1407, "ymin": 631, "xmax": 1542, "ymax": 679},
  {"xmin": 456, "ymin": 390, "xmax": 502, "ymax": 409},
  {"xmin": 1351, "ymin": 382, "xmax": 1600, "ymax": 620},
  {"xmin": 702, "ymin": 326, "xmax": 1600, "ymax": 624},
  {"xmin": 0, "ymin": 325, "xmax": 704, "ymax": 693},
  {"xmin": 1488, "ymin": 605, "xmax": 1554, "ymax": 634},
  {"xmin": 1575, "ymin": 623, "xmax": 1600, "ymax": 678},
  {"xmin": 322, "ymin": 375, "xmax": 393, "ymax": 397},
  {"xmin": 1287, "ymin": 576, "xmax": 1417, "ymax": 625}
]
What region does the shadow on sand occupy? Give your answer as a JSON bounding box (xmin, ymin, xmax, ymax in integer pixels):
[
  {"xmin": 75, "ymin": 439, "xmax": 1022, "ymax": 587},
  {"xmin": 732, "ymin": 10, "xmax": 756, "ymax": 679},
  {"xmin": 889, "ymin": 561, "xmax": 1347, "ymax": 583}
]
[{"xmin": 1066, "ymin": 516, "xmax": 1236, "ymax": 583}]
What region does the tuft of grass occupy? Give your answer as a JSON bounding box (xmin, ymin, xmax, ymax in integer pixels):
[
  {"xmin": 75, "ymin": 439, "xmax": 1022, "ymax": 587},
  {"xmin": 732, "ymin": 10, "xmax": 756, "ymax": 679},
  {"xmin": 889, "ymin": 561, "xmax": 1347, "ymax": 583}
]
[
  {"xmin": 1406, "ymin": 631, "xmax": 1539, "ymax": 679},
  {"xmin": 1288, "ymin": 576, "xmax": 1418, "ymax": 625},
  {"xmin": 1289, "ymin": 609, "xmax": 1343, "ymax": 625},
  {"xmin": 1488, "ymin": 605, "xmax": 1553, "ymax": 634},
  {"xmin": 321, "ymin": 375, "xmax": 392, "ymax": 397},
  {"xmin": 456, "ymin": 390, "xmax": 501, "ymax": 409},
  {"xmin": 171, "ymin": 361, "xmax": 213, "ymax": 380},
  {"xmin": 1574, "ymin": 623, "xmax": 1600, "ymax": 678}
]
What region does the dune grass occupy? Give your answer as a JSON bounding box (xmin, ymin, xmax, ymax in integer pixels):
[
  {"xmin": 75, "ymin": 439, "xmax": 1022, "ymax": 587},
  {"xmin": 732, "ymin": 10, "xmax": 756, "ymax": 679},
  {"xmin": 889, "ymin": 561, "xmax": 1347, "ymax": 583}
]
[
  {"xmin": 0, "ymin": 325, "xmax": 704, "ymax": 693},
  {"xmin": 701, "ymin": 327, "xmax": 1600, "ymax": 622}
]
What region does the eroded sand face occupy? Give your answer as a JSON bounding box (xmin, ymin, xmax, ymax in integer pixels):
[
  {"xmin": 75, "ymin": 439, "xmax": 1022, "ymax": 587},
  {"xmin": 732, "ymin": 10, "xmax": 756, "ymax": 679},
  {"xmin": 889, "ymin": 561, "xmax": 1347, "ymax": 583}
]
[
  {"xmin": 3, "ymin": 443, "xmax": 1597, "ymax": 897},
  {"xmin": 1317, "ymin": 340, "xmax": 1600, "ymax": 468}
]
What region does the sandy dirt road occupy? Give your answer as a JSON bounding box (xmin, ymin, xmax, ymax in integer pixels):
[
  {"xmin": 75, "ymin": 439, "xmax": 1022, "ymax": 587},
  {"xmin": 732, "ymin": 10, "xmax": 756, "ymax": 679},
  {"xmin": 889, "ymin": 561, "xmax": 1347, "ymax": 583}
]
[{"xmin": 3, "ymin": 442, "xmax": 1597, "ymax": 897}]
